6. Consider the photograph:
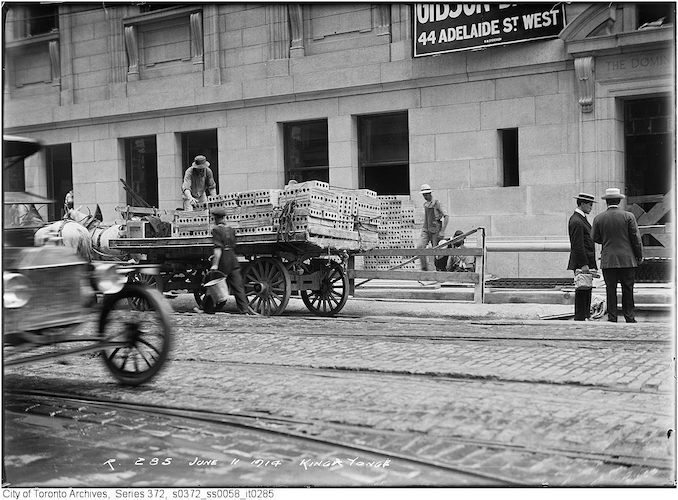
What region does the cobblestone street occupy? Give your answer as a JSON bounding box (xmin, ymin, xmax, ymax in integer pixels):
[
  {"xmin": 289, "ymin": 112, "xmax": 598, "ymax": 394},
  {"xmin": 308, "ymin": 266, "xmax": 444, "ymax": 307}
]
[{"xmin": 4, "ymin": 297, "xmax": 676, "ymax": 487}]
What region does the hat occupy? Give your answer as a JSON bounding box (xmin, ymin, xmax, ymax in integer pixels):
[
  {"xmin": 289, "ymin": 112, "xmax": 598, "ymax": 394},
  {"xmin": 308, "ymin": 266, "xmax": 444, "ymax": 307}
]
[
  {"xmin": 574, "ymin": 192, "xmax": 597, "ymax": 203},
  {"xmin": 420, "ymin": 184, "xmax": 432, "ymax": 194},
  {"xmin": 192, "ymin": 155, "xmax": 210, "ymax": 168},
  {"xmin": 211, "ymin": 207, "xmax": 226, "ymax": 217},
  {"xmin": 601, "ymin": 187, "xmax": 626, "ymax": 200},
  {"xmin": 453, "ymin": 229, "xmax": 464, "ymax": 237}
]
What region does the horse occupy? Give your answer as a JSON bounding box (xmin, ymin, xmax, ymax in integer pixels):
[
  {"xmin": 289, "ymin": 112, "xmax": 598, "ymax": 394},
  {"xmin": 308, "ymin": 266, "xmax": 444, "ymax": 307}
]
[
  {"xmin": 65, "ymin": 207, "xmax": 127, "ymax": 260},
  {"xmin": 8, "ymin": 203, "xmax": 44, "ymax": 227},
  {"xmin": 33, "ymin": 219, "xmax": 93, "ymax": 261}
]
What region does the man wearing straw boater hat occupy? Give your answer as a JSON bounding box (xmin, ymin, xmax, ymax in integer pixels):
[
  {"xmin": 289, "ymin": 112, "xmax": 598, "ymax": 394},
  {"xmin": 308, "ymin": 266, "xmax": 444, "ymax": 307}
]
[
  {"xmin": 567, "ymin": 193, "xmax": 598, "ymax": 321},
  {"xmin": 182, "ymin": 155, "xmax": 217, "ymax": 211},
  {"xmin": 591, "ymin": 188, "xmax": 644, "ymax": 323}
]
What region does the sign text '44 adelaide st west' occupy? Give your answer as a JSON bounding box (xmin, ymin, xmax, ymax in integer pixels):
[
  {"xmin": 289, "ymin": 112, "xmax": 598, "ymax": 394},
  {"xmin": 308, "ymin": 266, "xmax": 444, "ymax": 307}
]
[{"xmin": 414, "ymin": 3, "xmax": 566, "ymax": 56}]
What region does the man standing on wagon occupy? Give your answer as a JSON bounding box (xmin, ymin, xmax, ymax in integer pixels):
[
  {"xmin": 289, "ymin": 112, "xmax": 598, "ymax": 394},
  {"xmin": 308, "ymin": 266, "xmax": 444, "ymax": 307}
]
[{"xmin": 182, "ymin": 155, "xmax": 217, "ymax": 211}]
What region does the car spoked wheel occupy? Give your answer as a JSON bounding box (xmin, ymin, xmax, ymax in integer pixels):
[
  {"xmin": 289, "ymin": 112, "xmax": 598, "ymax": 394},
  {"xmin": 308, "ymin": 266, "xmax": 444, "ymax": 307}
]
[{"xmin": 99, "ymin": 284, "xmax": 172, "ymax": 386}]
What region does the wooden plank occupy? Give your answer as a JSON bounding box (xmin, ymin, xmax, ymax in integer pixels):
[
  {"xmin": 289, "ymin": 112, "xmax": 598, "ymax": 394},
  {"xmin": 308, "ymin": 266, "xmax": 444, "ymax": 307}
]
[
  {"xmin": 643, "ymin": 247, "xmax": 673, "ymax": 258},
  {"xmin": 349, "ymin": 269, "xmax": 480, "ymax": 284},
  {"xmin": 639, "ymin": 225, "xmax": 669, "ymax": 235},
  {"xmin": 358, "ymin": 248, "xmax": 483, "ymax": 257},
  {"xmin": 627, "ymin": 194, "xmax": 666, "ymax": 204},
  {"xmin": 627, "ymin": 204, "xmax": 645, "ymax": 220},
  {"xmin": 636, "ymin": 190, "xmax": 672, "ymax": 226}
]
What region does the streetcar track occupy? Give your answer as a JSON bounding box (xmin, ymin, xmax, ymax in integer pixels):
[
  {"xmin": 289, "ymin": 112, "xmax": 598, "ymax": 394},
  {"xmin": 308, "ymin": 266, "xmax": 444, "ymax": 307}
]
[
  {"xmin": 8, "ymin": 389, "xmax": 672, "ymax": 474},
  {"xmin": 180, "ymin": 327, "xmax": 670, "ymax": 344},
  {"xmin": 164, "ymin": 357, "xmax": 675, "ymax": 399},
  {"xmin": 5, "ymin": 389, "xmax": 518, "ymax": 486}
]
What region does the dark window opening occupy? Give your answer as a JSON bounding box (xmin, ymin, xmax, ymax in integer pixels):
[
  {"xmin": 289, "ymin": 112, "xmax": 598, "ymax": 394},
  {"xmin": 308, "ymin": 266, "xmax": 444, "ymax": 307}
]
[
  {"xmin": 637, "ymin": 3, "xmax": 674, "ymax": 29},
  {"xmin": 284, "ymin": 120, "xmax": 329, "ymax": 184},
  {"xmin": 3, "ymin": 160, "xmax": 25, "ymax": 192},
  {"xmin": 46, "ymin": 144, "xmax": 72, "ymax": 220},
  {"xmin": 358, "ymin": 112, "xmax": 409, "ymax": 195},
  {"xmin": 624, "ymin": 96, "xmax": 673, "ymax": 205},
  {"xmin": 24, "ymin": 5, "xmax": 58, "ymax": 36},
  {"xmin": 182, "ymin": 130, "xmax": 219, "ymax": 193},
  {"xmin": 124, "ymin": 136, "xmax": 158, "ymax": 207},
  {"xmin": 499, "ymin": 128, "xmax": 519, "ymax": 187}
]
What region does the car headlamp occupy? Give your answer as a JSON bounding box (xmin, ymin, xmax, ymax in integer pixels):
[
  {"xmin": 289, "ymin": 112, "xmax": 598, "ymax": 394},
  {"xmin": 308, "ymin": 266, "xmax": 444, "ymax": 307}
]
[
  {"xmin": 4, "ymin": 272, "xmax": 31, "ymax": 308},
  {"xmin": 93, "ymin": 263, "xmax": 126, "ymax": 294}
]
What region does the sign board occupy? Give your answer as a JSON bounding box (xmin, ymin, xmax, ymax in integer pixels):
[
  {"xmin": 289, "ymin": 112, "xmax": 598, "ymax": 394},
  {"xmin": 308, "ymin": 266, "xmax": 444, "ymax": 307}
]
[{"xmin": 414, "ymin": 3, "xmax": 566, "ymax": 57}]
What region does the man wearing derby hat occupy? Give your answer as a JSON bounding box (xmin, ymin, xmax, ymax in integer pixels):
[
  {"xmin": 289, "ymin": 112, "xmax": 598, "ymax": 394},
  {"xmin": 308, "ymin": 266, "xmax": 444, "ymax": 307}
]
[
  {"xmin": 567, "ymin": 193, "xmax": 598, "ymax": 321},
  {"xmin": 182, "ymin": 155, "xmax": 217, "ymax": 211},
  {"xmin": 417, "ymin": 183, "xmax": 448, "ymax": 271},
  {"xmin": 591, "ymin": 188, "xmax": 644, "ymax": 323}
]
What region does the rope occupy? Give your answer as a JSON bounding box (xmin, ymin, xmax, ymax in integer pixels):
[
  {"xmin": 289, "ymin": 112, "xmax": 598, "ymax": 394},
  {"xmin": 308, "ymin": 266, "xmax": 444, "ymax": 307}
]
[{"xmin": 276, "ymin": 200, "xmax": 296, "ymax": 242}]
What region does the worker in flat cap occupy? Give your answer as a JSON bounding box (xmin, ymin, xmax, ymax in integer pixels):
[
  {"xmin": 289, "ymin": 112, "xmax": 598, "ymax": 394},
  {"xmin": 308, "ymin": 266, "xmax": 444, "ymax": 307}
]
[
  {"xmin": 207, "ymin": 206, "xmax": 253, "ymax": 314},
  {"xmin": 567, "ymin": 193, "xmax": 598, "ymax": 321},
  {"xmin": 417, "ymin": 184, "xmax": 448, "ymax": 271},
  {"xmin": 591, "ymin": 188, "xmax": 644, "ymax": 323},
  {"xmin": 182, "ymin": 155, "xmax": 217, "ymax": 211}
]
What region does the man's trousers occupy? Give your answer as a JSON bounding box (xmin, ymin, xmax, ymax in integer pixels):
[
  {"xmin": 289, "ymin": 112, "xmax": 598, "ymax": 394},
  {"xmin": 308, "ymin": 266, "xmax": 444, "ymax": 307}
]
[{"xmin": 602, "ymin": 267, "xmax": 636, "ymax": 322}]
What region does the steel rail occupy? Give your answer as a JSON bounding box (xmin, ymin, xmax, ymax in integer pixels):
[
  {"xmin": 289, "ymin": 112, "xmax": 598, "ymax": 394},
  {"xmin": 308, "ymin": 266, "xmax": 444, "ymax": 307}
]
[
  {"xmin": 8, "ymin": 389, "xmax": 672, "ymax": 474},
  {"xmin": 6, "ymin": 389, "xmax": 518, "ymax": 486}
]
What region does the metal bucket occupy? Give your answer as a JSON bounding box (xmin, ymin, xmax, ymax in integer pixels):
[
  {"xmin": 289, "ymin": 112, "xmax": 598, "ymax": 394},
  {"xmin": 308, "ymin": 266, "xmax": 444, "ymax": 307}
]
[{"xmin": 204, "ymin": 274, "xmax": 229, "ymax": 304}]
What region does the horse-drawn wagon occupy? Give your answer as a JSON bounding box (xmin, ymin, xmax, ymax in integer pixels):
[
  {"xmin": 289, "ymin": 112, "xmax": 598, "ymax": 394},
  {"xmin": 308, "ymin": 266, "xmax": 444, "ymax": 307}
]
[{"xmin": 107, "ymin": 182, "xmax": 384, "ymax": 317}]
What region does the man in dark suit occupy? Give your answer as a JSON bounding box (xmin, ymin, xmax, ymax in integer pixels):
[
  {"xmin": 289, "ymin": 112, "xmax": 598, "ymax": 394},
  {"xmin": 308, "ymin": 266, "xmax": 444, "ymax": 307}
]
[
  {"xmin": 568, "ymin": 193, "xmax": 598, "ymax": 321},
  {"xmin": 591, "ymin": 188, "xmax": 644, "ymax": 323}
]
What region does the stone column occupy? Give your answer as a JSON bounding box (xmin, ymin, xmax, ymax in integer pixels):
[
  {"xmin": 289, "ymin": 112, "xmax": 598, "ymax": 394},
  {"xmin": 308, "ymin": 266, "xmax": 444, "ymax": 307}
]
[
  {"xmin": 202, "ymin": 4, "xmax": 221, "ymax": 85},
  {"xmin": 268, "ymin": 4, "xmax": 290, "ymax": 60},
  {"xmin": 107, "ymin": 5, "xmax": 127, "ymax": 97},
  {"xmin": 57, "ymin": 4, "xmax": 74, "ymax": 104}
]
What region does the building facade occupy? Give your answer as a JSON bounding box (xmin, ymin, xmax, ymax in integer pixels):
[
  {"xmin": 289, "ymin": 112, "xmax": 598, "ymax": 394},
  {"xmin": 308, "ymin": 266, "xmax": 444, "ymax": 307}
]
[{"xmin": 3, "ymin": 3, "xmax": 674, "ymax": 277}]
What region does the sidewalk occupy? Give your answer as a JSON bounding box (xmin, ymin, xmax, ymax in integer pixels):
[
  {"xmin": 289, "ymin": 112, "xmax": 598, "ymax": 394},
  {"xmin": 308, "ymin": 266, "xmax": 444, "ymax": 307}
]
[{"xmin": 346, "ymin": 280, "xmax": 674, "ymax": 322}]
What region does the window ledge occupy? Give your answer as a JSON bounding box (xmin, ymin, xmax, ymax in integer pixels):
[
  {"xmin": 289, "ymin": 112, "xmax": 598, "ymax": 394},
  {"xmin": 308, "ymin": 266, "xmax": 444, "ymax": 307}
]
[
  {"xmin": 123, "ymin": 6, "xmax": 200, "ymax": 26},
  {"xmin": 5, "ymin": 31, "xmax": 59, "ymax": 50},
  {"xmin": 565, "ymin": 26, "xmax": 674, "ymax": 57}
]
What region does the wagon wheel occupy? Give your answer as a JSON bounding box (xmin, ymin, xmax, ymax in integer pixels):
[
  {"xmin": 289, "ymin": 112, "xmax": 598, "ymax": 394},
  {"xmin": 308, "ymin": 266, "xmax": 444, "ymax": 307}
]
[
  {"xmin": 126, "ymin": 271, "xmax": 163, "ymax": 311},
  {"xmin": 98, "ymin": 284, "xmax": 172, "ymax": 386},
  {"xmin": 242, "ymin": 257, "xmax": 291, "ymax": 316},
  {"xmin": 301, "ymin": 260, "xmax": 349, "ymax": 316}
]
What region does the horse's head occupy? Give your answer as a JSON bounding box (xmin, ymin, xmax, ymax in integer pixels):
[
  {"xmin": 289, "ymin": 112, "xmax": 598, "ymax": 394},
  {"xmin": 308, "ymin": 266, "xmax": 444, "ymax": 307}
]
[{"xmin": 67, "ymin": 207, "xmax": 100, "ymax": 230}]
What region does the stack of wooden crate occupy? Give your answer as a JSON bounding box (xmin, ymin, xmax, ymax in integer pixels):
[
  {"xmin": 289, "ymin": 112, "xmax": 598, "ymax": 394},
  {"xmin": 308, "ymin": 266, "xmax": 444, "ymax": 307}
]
[{"xmin": 363, "ymin": 196, "xmax": 417, "ymax": 270}]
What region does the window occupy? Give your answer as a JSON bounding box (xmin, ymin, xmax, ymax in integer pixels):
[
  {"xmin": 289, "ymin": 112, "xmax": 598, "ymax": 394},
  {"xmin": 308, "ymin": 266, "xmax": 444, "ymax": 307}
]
[
  {"xmin": 46, "ymin": 144, "xmax": 73, "ymax": 220},
  {"xmin": 182, "ymin": 130, "xmax": 219, "ymax": 192},
  {"xmin": 358, "ymin": 112, "xmax": 409, "ymax": 195},
  {"xmin": 3, "ymin": 160, "xmax": 25, "ymax": 192},
  {"xmin": 284, "ymin": 120, "xmax": 329, "ymax": 183},
  {"xmin": 624, "ymin": 96, "xmax": 672, "ymax": 199},
  {"xmin": 637, "ymin": 3, "xmax": 674, "ymax": 29},
  {"xmin": 499, "ymin": 128, "xmax": 519, "ymax": 187},
  {"xmin": 124, "ymin": 136, "xmax": 158, "ymax": 207}
]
